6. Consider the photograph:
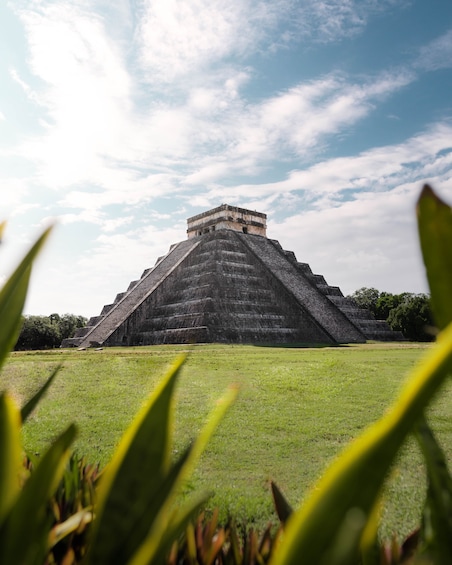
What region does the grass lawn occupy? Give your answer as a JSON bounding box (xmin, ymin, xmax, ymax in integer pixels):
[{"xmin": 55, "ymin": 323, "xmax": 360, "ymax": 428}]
[{"xmin": 2, "ymin": 341, "xmax": 450, "ymax": 541}]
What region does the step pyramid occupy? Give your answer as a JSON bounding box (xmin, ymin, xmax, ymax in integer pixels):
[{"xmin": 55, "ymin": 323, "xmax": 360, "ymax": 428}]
[{"xmin": 62, "ymin": 204, "xmax": 403, "ymax": 347}]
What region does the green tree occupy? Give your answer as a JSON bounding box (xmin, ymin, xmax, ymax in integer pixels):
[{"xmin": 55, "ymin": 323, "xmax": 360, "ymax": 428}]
[
  {"xmin": 15, "ymin": 315, "xmax": 61, "ymax": 350},
  {"xmin": 14, "ymin": 313, "xmax": 87, "ymax": 350},
  {"xmin": 387, "ymin": 293, "xmax": 434, "ymax": 341},
  {"xmin": 349, "ymin": 288, "xmax": 434, "ymax": 341},
  {"xmin": 374, "ymin": 292, "xmax": 403, "ymax": 320},
  {"xmin": 349, "ymin": 287, "xmax": 381, "ymax": 317},
  {"xmin": 57, "ymin": 313, "xmax": 87, "ymax": 341}
]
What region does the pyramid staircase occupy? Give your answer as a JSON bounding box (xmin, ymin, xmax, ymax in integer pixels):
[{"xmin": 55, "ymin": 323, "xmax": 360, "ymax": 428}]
[
  {"xmin": 291, "ymin": 261, "xmax": 405, "ymax": 341},
  {"xmin": 62, "ymin": 237, "xmax": 201, "ymax": 347}
]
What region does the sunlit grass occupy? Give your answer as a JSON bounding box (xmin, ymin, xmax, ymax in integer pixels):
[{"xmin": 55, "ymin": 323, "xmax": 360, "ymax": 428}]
[{"xmin": 2, "ymin": 342, "xmax": 446, "ymax": 540}]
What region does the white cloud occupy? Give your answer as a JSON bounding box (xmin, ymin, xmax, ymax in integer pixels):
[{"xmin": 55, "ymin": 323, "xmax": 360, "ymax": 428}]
[
  {"xmin": 41, "ymin": 223, "xmax": 185, "ymax": 316},
  {"xmin": 11, "ymin": 30, "xmax": 413, "ymax": 215},
  {"xmin": 269, "ymin": 180, "xmax": 428, "ymax": 297},
  {"xmin": 416, "ymin": 28, "xmax": 452, "ymax": 71},
  {"xmin": 164, "ymin": 0, "xmax": 405, "ymax": 55},
  {"xmin": 0, "ymin": 178, "xmax": 32, "ymax": 215},
  {"xmin": 15, "ymin": 1, "xmax": 132, "ymax": 187},
  {"xmin": 182, "ymin": 70, "xmax": 414, "ymax": 187},
  {"xmin": 7, "ymin": 0, "xmax": 415, "ymax": 221},
  {"xmin": 198, "ymin": 121, "xmax": 452, "ymax": 206},
  {"xmin": 54, "ymin": 210, "xmax": 133, "ymax": 232},
  {"xmin": 58, "ymin": 171, "xmax": 181, "ymax": 216},
  {"xmin": 136, "ymin": 0, "xmax": 280, "ymax": 83},
  {"xmin": 290, "ymin": 0, "xmax": 406, "ymax": 44},
  {"xmin": 136, "ymin": 0, "xmax": 405, "ymax": 83},
  {"xmin": 10, "ymin": 203, "xmax": 41, "ymax": 218},
  {"xmin": 294, "ymin": 0, "xmax": 367, "ymax": 43},
  {"xmin": 9, "ymin": 69, "xmax": 40, "ymax": 104}
]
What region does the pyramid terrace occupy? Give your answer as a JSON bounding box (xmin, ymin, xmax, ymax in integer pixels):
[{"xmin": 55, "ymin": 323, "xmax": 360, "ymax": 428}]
[{"xmin": 62, "ymin": 205, "xmax": 403, "ymax": 347}]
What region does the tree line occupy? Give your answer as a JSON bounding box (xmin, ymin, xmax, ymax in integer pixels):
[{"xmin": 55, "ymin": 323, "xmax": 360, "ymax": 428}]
[
  {"xmin": 14, "ymin": 313, "xmax": 87, "ymax": 350},
  {"xmin": 347, "ymin": 288, "xmax": 434, "ymax": 341}
]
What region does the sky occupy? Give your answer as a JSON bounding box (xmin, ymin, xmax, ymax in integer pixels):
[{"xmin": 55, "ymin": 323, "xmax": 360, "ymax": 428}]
[{"xmin": 1, "ymin": 0, "xmax": 452, "ymax": 318}]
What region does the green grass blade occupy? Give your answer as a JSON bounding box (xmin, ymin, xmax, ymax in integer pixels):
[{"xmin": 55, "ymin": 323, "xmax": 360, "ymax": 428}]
[
  {"xmin": 20, "ymin": 365, "xmax": 60, "ymax": 423},
  {"xmin": 0, "ymin": 226, "xmax": 52, "ymax": 370},
  {"xmin": 359, "ymin": 497, "xmax": 383, "ymax": 565},
  {"xmin": 271, "ymin": 481, "xmax": 293, "ymax": 525},
  {"xmin": 415, "ymin": 418, "xmax": 452, "ymax": 562},
  {"xmin": 417, "ymin": 185, "xmax": 452, "ymax": 331},
  {"xmin": 0, "ymin": 394, "xmax": 22, "ymax": 526},
  {"xmin": 129, "ymin": 385, "xmax": 238, "ymax": 565},
  {"xmin": 111, "ymin": 445, "xmax": 193, "ymax": 564},
  {"xmin": 87, "ymin": 355, "xmax": 185, "ymax": 564},
  {"xmin": 129, "ymin": 492, "xmax": 209, "ymax": 565},
  {"xmin": 271, "ymin": 320, "xmax": 452, "ymax": 565},
  {"xmin": 0, "ymin": 423, "xmax": 76, "ymax": 565}
]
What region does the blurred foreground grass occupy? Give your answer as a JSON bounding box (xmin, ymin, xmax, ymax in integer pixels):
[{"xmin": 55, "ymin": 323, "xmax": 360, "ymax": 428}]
[{"xmin": 2, "ymin": 341, "xmax": 442, "ymax": 539}]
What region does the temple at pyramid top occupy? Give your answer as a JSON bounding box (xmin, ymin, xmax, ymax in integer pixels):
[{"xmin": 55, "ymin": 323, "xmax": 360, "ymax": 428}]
[{"xmin": 187, "ymin": 204, "xmax": 267, "ymax": 238}]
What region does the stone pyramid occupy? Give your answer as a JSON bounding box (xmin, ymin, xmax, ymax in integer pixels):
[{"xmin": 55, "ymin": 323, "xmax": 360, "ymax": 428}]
[{"xmin": 62, "ymin": 204, "xmax": 402, "ymax": 347}]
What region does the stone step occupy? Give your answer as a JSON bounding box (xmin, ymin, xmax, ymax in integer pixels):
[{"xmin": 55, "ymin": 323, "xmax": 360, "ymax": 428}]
[
  {"xmin": 132, "ymin": 325, "xmax": 305, "ymax": 346},
  {"xmin": 142, "ymin": 313, "xmax": 290, "ymax": 331}
]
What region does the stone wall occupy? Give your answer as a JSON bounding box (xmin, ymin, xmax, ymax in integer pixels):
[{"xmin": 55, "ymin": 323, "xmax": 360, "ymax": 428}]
[{"xmin": 187, "ymin": 204, "xmax": 267, "ymax": 238}]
